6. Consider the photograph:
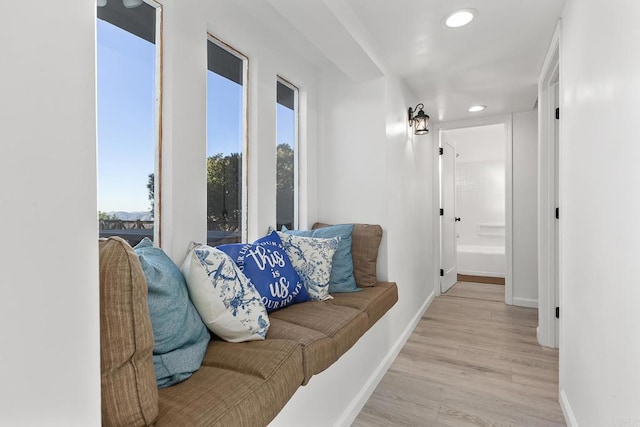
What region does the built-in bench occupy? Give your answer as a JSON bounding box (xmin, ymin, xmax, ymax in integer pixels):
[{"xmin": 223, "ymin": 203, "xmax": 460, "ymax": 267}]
[{"xmin": 100, "ymin": 224, "xmax": 397, "ymax": 426}]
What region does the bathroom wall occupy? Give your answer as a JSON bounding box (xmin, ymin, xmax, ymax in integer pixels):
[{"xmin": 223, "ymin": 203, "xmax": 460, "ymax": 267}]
[
  {"xmin": 454, "ymin": 124, "xmax": 506, "ymax": 249},
  {"xmin": 445, "ymin": 125, "xmax": 506, "ymax": 277}
]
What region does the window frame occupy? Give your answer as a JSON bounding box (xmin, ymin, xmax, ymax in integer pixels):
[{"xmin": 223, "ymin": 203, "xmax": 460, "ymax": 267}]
[
  {"xmin": 206, "ymin": 34, "xmax": 249, "ymax": 243},
  {"xmin": 96, "ymin": 0, "xmax": 164, "ymax": 247},
  {"xmin": 276, "ymin": 76, "xmax": 299, "ymax": 230}
]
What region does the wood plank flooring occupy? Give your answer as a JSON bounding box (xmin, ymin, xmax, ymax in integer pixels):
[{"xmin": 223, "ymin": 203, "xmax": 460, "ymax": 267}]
[{"xmin": 352, "ymin": 282, "xmax": 565, "ymax": 426}]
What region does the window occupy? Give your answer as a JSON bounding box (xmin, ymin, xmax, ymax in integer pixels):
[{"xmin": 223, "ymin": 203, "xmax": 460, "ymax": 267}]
[
  {"xmin": 206, "ymin": 37, "xmax": 248, "ymax": 245},
  {"xmin": 96, "ymin": 0, "xmax": 162, "ymax": 247},
  {"xmin": 276, "ymin": 79, "xmax": 298, "ymax": 230}
]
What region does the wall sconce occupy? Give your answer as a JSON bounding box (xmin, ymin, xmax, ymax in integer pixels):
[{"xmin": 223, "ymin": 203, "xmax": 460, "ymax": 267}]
[{"xmin": 408, "ymin": 103, "xmax": 430, "ymax": 135}]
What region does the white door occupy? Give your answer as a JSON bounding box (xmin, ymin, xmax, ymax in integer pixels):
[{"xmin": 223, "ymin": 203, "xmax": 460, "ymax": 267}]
[{"xmin": 441, "ymin": 136, "xmax": 457, "ymax": 293}]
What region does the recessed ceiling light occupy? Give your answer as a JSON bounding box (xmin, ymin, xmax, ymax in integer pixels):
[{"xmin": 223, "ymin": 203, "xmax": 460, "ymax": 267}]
[
  {"xmin": 444, "ymin": 9, "xmax": 477, "ymax": 28},
  {"xmin": 468, "ymin": 105, "xmax": 486, "ymax": 112}
]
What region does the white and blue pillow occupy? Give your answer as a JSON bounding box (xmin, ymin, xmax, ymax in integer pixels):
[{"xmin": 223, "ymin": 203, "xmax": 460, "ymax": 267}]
[
  {"xmin": 134, "ymin": 238, "xmax": 210, "ymax": 388},
  {"xmin": 277, "ymin": 232, "xmax": 339, "ymax": 301},
  {"xmin": 181, "ymin": 244, "xmax": 269, "ymax": 342},
  {"xmin": 218, "ymin": 231, "xmax": 310, "ymax": 312},
  {"xmin": 281, "ymin": 224, "xmax": 360, "ymax": 293}
]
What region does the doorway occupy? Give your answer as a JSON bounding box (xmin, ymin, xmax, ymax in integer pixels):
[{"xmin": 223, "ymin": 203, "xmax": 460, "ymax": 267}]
[
  {"xmin": 440, "ymin": 124, "xmax": 507, "ymax": 295},
  {"xmin": 434, "ymin": 116, "xmax": 514, "ymax": 304}
]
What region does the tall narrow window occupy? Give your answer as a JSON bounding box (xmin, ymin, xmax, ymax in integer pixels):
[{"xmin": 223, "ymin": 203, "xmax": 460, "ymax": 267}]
[
  {"xmin": 96, "ymin": 0, "xmax": 162, "ymax": 247},
  {"xmin": 207, "ymin": 37, "xmax": 248, "ymax": 245},
  {"xmin": 276, "ymin": 79, "xmax": 298, "ymax": 230}
]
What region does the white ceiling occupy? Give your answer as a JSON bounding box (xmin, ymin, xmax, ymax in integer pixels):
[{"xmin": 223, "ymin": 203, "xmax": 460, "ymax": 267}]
[{"xmin": 239, "ymin": 0, "xmax": 566, "ymax": 123}]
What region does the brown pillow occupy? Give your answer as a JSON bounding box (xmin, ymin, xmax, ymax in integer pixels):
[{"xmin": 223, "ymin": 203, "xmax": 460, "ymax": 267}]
[
  {"xmin": 100, "ymin": 237, "xmax": 158, "ymax": 426},
  {"xmin": 312, "ymin": 223, "xmax": 382, "ymax": 287}
]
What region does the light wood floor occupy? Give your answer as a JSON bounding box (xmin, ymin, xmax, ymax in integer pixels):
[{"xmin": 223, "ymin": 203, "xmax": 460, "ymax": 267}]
[{"xmin": 352, "ymin": 282, "xmax": 565, "ymax": 426}]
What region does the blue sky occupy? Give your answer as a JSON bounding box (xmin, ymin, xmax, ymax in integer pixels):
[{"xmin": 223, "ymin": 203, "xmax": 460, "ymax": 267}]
[
  {"xmin": 97, "ymin": 19, "xmax": 295, "ymax": 213},
  {"xmin": 97, "ymin": 19, "xmax": 155, "ymax": 212}
]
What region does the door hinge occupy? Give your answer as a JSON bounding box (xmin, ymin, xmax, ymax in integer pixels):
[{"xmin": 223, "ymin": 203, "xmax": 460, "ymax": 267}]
[
  {"xmin": 439, "ymin": 208, "xmax": 444, "ymax": 216},
  {"xmin": 555, "ymin": 207, "xmax": 560, "ymax": 219},
  {"xmin": 440, "ymin": 269, "xmax": 444, "ymax": 277},
  {"xmin": 439, "ymin": 147, "xmax": 444, "ymax": 155},
  {"xmin": 555, "ymin": 307, "xmax": 560, "ymax": 319},
  {"xmin": 555, "ymin": 108, "xmax": 560, "ymax": 120}
]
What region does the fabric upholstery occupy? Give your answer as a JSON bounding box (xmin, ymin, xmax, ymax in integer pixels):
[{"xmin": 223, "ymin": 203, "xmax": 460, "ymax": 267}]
[
  {"xmin": 276, "ymin": 231, "xmax": 339, "ymax": 300},
  {"xmin": 134, "ymin": 238, "xmax": 210, "ymax": 388},
  {"xmin": 182, "ymin": 244, "xmax": 269, "ymax": 342},
  {"xmin": 99, "ymin": 237, "xmax": 158, "ymax": 427},
  {"xmin": 282, "ymin": 224, "xmax": 359, "ymax": 293},
  {"xmin": 100, "ymin": 225, "xmax": 398, "ymax": 427},
  {"xmin": 157, "ymin": 340, "xmax": 303, "ymax": 427},
  {"xmin": 266, "ymin": 318, "xmax": 335, "ymax": 384},
  {"xmin": 330, "ymin": 281, "xmax": 399, "ymax": 326},
  {"xmin": 218, "ymin": 231, "xmax": 310, "ymax": 311},
  {"xmin": 268, "ymin": 301, "xmax": 369, "ymax": 384},
  {"xmin": 313, "ymin": 223, "xmax": 383, "ymax": 287}
]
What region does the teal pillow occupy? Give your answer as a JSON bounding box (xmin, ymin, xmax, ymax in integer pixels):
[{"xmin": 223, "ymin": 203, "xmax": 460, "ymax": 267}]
[
  {"xmin": 134, "ymin": 238, "xmax": 210, "ymax": 388},
  {"xmin": 282, "ymin": 225, "xmax": 360, "ymax": 293}
]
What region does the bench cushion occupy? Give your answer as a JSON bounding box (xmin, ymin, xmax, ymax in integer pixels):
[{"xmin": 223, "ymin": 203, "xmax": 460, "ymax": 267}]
[
  {"xmin": 157, "ymin": 339, "xmax": 303, "ymax": 426},
  {"xmin": 329, "ymin": 281, "xmax": 398, "ymax": 326},
  {"xmin": 267, "ymin": 301, "xmax": 369, "ymax": 384},
  {"xmin": 312, "ymin": 223, "xmax": 383, "ymax": 287},
  {"xmin": 99, "ymin": 237, "xmax": 158, "ymax": 426}
]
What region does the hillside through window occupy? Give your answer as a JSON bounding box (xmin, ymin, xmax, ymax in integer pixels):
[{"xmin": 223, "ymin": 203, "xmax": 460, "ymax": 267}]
[
  {"xmin": 96, "ymin": 0, "xmax": 161, "ymax": 246},
  {"xmin": 207, "ymin": 37, "xmax": 248, "ymax": 245}
]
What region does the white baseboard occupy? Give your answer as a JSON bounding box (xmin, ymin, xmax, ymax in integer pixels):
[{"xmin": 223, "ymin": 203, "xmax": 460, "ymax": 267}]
[
  {"xmin": 560, "ymin": 389, "xmax": 577, "ymax": 426},
  {"xmin": 513, "ymin": 297, "xmax": 538, "ymax": 308},
  {"xmin": 335, "ymin": 290, "xmax": 435, "ymax": 427}
]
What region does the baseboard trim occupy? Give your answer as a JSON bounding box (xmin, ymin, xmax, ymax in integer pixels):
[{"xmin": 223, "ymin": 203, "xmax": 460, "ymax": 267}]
[
  {"xmin": 513, "ymin": 297, "xmax": 538, "ymax": 308},
  {"xmin": 457, "ymin": 274, "xmax": 505, "ymax": 285},
  {"xmin": 560, "ymin": 389, "xmax": 577, "ymax": 426},
  {"xmin": 335, "ymin": 290, "xmax": 435, "ymax": 427},
  {"xmin": 457, "ymin": 269, "xmax": 505, "ymax": 278}
]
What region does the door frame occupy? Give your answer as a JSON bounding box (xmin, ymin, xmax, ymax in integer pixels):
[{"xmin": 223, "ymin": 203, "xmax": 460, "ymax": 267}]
[
  {"xmin": 537, "ymin": 21, "xmax": 561, "ymax": 348},
  {"xmin": 432, "ymin": 115, "xmax": 514, "ymax": 304}
]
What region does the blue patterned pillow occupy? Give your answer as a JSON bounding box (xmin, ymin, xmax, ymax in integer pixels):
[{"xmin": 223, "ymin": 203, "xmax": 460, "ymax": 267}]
[
  {"xmin": 282, "ymin": 224, "xmax": 360, "ymax": 293},
  {"xmin": 277, "ymin": 231, "xmax": 339, "ymax": 301},
  {"xmin": 217, "ymin": 231, "xmax": 310, "ymax": 312},
  {"xmin": 134, "ymin": 238, "xmax": 210, "ymax": 388},
  {"xmin": 181, "ymin": 244, "xmax": 269, "ymax": 342}
]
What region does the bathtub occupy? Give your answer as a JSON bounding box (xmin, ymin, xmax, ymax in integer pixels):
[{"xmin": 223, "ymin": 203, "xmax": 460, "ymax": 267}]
[{"xmin": 457, "ymin": 244, "xmax": 505, "ymax": 278}]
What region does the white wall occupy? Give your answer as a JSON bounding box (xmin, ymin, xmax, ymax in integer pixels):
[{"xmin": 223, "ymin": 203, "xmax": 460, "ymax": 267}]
[
  {"xmin": 0, "ymin": 1, "xmax": 100, "ymax": 425},
  {"xmin": 559, "ymin": 0, "xmax": 640, "ymax": 424},
  {"xmin": 273, "ymin": 62, "xmax": 435, "ymax": 426},
  {"xmin": 0, "ymin": 2, "xmax": 432, "ymax": 425},
  {"xmin": 451, "ymin": 125, "xmax": 506, "ymax": 250},
  {"xmin": 512, "ymin": 110, "xmax": 539, "ymax": 307},
  {"xmin": 146, "ymin": 3, "xmax": 434, "ymax": 424}
]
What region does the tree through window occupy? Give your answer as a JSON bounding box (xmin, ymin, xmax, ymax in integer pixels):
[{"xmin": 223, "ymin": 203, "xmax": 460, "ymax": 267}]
[{"xmin": 206, "ymin": 37, "xmax": 248, "ymax": 245}]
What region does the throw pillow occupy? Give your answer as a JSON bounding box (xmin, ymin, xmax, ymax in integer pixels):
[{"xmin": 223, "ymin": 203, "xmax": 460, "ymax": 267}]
[
  {"xmin": 281, "ymin": 224, "xmax": 360, "ymax": 293},
  {"xmin": 99, "ymin": 237, "xmax": 158, "ymax": 426},
  {"xmin": 134, "ymin": 238, "xmax": 210, "ymax": 388},
  {"xmin": 313, "ymin": 223, "xmax": 383, "ymax": 287},
  {"xmin": 218, "ymin": 231, "xmax": 310, "ymax": 311},
  {"xmin": 181, "ymin": 244, "xmax": 269, "ymax": 342},
  {"xmin": 276, "ymin": 231, "xmax": 339, "ymax": 301}
]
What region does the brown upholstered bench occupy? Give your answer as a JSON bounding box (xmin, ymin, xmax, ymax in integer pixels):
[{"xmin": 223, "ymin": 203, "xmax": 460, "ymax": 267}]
[{"xmin": 100, "ymin": 224, "xmax": 398, "ymax": 426}]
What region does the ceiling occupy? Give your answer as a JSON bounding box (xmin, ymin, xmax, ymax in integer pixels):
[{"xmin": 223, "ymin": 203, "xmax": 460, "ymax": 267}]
[{"xmin": 239, "ymin": 0, "xmax": 566, "ymax": 123}]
